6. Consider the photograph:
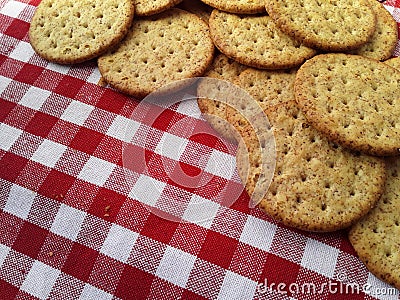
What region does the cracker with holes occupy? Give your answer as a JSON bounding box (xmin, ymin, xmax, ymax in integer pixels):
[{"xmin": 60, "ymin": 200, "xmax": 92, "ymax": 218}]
[
  {"xmin": 385, "ymin": 57, "xmax": 400, "ymax": 70},
  {"xmin": 295, "ymin": 53, "xmax": 400, "ymax": 156},
  {"xmin": 209, "ymin": 10, "xmax": 316, "ymax": 70},
  {"xmin": 349, "ymin": 0, "xmax": 398, "ymax": 61},
  {"xmin": 200, "ymin": 0, "xmax": 266, "ymax": 14},
  {"xmin": 179, "ymin": 0, "xmax": 214, "ymax": 24},
  {"xmin": 29, "ymin": 0, "xmax": 134, "ymax": 64},
  {"xmin": 265, "ymin": 0, "xmax": 376, "ymax": 52},
  {"xmin": 349, "ymin": 157, "xmax": 400, "ymax": 290},
  {"xmin": 98, "ymin": 8, "xmax": 214, "ymax": 98},
  {"xmin": 135, "ymin": 0, "xmax": 183, "ymax": 16},
  {"xmin": 236, "ymin": 101, "xmax": 386, "ymax": 232},
  {"xmin": 197, "ymin": 53, "xmax": 248, "ymax": 142}
]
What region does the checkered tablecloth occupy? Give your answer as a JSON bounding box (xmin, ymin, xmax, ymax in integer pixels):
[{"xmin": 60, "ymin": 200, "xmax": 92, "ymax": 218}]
[{"xmin": 1, "ymin": 0, "xmax": 400, "ymax": 299}]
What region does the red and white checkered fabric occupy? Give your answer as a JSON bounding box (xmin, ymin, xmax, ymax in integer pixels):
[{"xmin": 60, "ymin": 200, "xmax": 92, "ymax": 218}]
[{"xmin": 0, "ymin": 0, "xmax": 399, "ymax": 299}]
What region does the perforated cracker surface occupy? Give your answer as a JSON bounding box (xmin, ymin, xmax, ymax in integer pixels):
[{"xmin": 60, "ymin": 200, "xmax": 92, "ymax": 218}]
[
  {"xmin": 209, "ymin": 10, "xmax": 316, "ymax": 70},
  {"xmin": 385, "ymin": 57, "xmax": 400, "ymax": 70},
  {"xmin": 265, "ymin": 0, "xmax": 376, "ymax": 51},
  {"xmin": 349, "ymin": 158, "xmax": 400, "ymax": 290},
  {"xmin": 134, "ymin": 0, "xmax": 183, "ymax": 16},
  {"xmin": 29, "ymin": 0, "xmax": 134, "ymax": 64},
  {"xmin": 98, "ymin": 9, "xmax": 214, "ymax": 98},
  {"xmin": 200, "ymin": 0, "xmax": 265, "ymax": 14},
  {"xmin": 236, "ymin": 101, "xmax": 386, "ymax": 232},
  {"xmin": 295, "ymin": 54, "xmax": 400, "ymax": 156}
]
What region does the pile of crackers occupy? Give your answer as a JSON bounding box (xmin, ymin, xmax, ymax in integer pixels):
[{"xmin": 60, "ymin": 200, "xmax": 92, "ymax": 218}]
[{"xmin": 28, "ymin": 0, "xmax": 400, "ymax": 290}]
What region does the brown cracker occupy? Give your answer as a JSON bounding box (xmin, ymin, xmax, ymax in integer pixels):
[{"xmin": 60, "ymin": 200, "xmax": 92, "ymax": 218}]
[
  {"xmin": 349, "ymin": 157, "xmax": 400, "ymax": 290},
  {"xmin": 209, "ymin": 9, "xmax": 316, "ymax": 70},
  {"xmin": 134, "ymin": 0, "xmax": 183, "ymax": 16},
  {"xmin": 179, "ymin": 0, "xmax": 213, "ymax": 24},
  {"xmin": 197, "ymin": 53, "xmax": 247, "ymax": 142},
  {"xmin": 385, "ymin": 56, "xmax": 400, "ymax": 70},
  {"xmin": 98, "ymin": 9, "xmax": 214, "ymax": 98},
  {"xmin": 200, "ymin": 0, "xmax": 266, "ymax": 14},
  {"xmin": 295, "ymin": 53, "xmax": 400, "ymax": 156},
  {"xmin": 237, "ymin": 101, "xmax": 386, "ymax": 232},
  {"xmin": 265, "ymin": 0, "xmax": 376, "ymax": 51},
  {"xmin": 29, "ymin": 0, "xmax": 134, "ymax": 64},
  {"xmin": 349, "ymin": 0, "xmax": 398, "ymax": 61}
]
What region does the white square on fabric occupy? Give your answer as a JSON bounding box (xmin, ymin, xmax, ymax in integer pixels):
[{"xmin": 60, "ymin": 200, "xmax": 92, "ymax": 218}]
[
  {"xmin": 50, "ymin": 204, "xmax": 86, "ymax": 241},
  {"xmin": 1, "ymin": 0, "xmax": 26, "ymax": 18},
  {"xmin": 79, "ymin": 284, "xmax": 113, "ymax": 300},
  {"xmin": 77, "ymin": 156, "xmax": 115, "ymax": 186},
  {"xmin": 100, "ymin": 224, "xmax": 139, "ymax": 263},
  {"xmin": 46, "ymin": 62, "xmax": 71, "ymax": 75},
  {"xmin": 155, "ymin": 132, "xmax": 188, "ymax": 161},
  {"xmin": 9, "ymin": 41, "xmax": 36, "ymax": 63},
  {"xmin": 301, "ymin": 238, "xmax": 339, "ymax": 278},
  {"xmin": 218, "ymin": 271, "xmax": 258, "ymax": 300},
  {"xmin": 86, "ymin": 68, "xmax": 102, "ymax": 85},
  {"xmin": 0, "ymin": 244, "xmax": 11, "ymax": 268},
  {"xmin": 182, "ymin": 195, "xmax": 220, "ymax": 229},
  {"xmin": 20, "ymin": 260, "xmax": 60, "ymax": 300},
  {"xmin": 106, "ymin": 115, "xmax": 140, "ymax": 142},
  {"xmin": 60, "ymin": 100, "xmax": 94, "ymax": 126},
  {"xmin": 365, "ymin": 272, "xmax": 399, "ymax": 300},
  {"xmin": 155, "ymin": 246, "xmax": 196, "ymax": 288},
  {"xmin": 204, "ymin": 150, "xmax": 237, "ymax": 180},
  {"xmin": 176, "ymin": 98, "xmax": 202, "ymax": 119},
  {"xmin": 31, "ymin": 139, "xmax": 67, "ymax": 168},
  {"xmin": 239, "ymin": 216, "xmax": 277, "ymax": 251},
  {"xmin": 19, "ymin": 86, "xmax": 51, "ymax": 111},
  {"xmin": 129, "ymin": 175, "xmax": 166, "ymax": 206},
  {"xmin": 0, "ymin": 123, "xmax": 23, "ymax": 151},
  {"xmin": 3, "ymin": 184, "xmax": 36, "ymax": 220},
  {"xmin": 0, "ymin": 75, "xmax": 12, "ymax": 95}
]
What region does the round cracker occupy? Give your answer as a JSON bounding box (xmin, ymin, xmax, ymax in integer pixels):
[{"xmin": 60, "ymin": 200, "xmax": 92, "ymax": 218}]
[
  {"xmin": 295, "ymin": 53, "xmax": 400, "ymax": 156},
  {"xmin": 209, "ymin": 10, "xmax": 316, "ymax": 70},
  {"xmin": 265, "ymin": 0, "xmax": 376, "ymax": 51},
  {"xmin": 29, "ymin": 0, "xmax": 134, "ymax": 64},
  {"xmin": 197, "ymin": 53, "xmax": 247, "ymax": 142},
  {"xmin": 237, "ymin": 101, "xmax": 385, "ymax": 232},
  {"xmin": 98, "ymin": 9, "xmax": 214, "ymax": 98},
  {"xmin": 349, "ymin": 157, "xmax": 400, "ymax": 290},
  {"xmin": 385, "ymin": 56, "xmax": 400, "ymax": 70},
  {"xmin": 349, "ymin": 0, "xmax": 398, "ymax": 61},
  {"xmin": 179, "ymin": 0, "xmax": 213, "ymax": 24},
  {"xmin": 134, "ymin": 0, "xmax": 183, "ymax": 16},
  {"xmin": 200, "ymin": 0, "xmax": 265, "ymax": 14}
]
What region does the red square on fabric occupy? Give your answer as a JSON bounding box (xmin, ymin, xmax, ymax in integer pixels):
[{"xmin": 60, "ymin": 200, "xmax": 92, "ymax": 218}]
[
  {"xmin": 88, "ymin": 188, "xmax": 125, "ymax": 222},
  {"xmin": 0, "ymin": 99, "xmax": 16, "ymax": 122},
  {"xmin": 62, "ymin": 243, "xmax": 98, "ymax": 282},
  {"xmin": 140, "ymin": 213, "xmax": 179, "ymax": 244},
  {"xmin": 54, "ymin": 76, "xmax": 85, "ymax": 99},
  {"xmin": 38, "ymin": 169, "xmax": 75, "ymax": 200},
  {"xmin": 198, "ymin": 230, "xmax": 239, "ymax": 269},
  {"xmin": 0, "ymin": 152, "xmax": 28, "ymax": 182},
  {"xmin": 14, "ymin": 63, "xmax": 44, "ymax": 85},
  {"xmin": 4, "ymin": 19, "xmax": 29, "ymax": 40},
  {"xmin": 69, "ymin": 127, "xmax": 103, "ymax": 155},
  {"xmin": 25, "ymin": 111, "xmax": 58, "ymax": 138},
  {"xmin": 37, "ymin": 232, "xmax": 74, "ymax": 269},
  {"xmin": 0, "ymin": 212, "xmax": 24, "ymax": 247},
  {"xmin": 115, "ymin": 265, "xmax": 154, "ymax": 300},
  {"xmin": 12, "ymin": 222, "xmax": 48, "ymax": 259},
  {"xmin": 96, "ymin": 89, "xmax": 127, "ymax": 114},
  {"xmin": 15, "ymin": 161, "xmax": 51, "ymax": 192},
  {"xmin": 0, "ymin": 279, "xmax": 19, "ymax": 300}
]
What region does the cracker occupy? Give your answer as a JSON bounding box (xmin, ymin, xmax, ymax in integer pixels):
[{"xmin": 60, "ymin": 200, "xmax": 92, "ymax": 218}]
[
  {"xmin": 209, "ymin": 10, "xmax": 316, "ymax": 70},
  {"xmin": 98, "ymin": 9, "xmax": 214, "ymax": 98},
  {"xmin": 265, "ymin": 0, "xmax": 376, "ymax": 51},
  {"xmin": 349, "ymin": 157, "xmax": 400, "ymax": 290},
  {"xmin": 134, "ymin": 0, "xmax": 183, "ymax": 16},
  {"xmin": 197, "ymin": 53, "xmax": 247, "ymax": 142},
  {"xmin": 29, "ymin": 0, "xmax": 134, "ymax": 64},
  {"xmin": 349, "ymin": 0, "xmax": 398, "ymax": 61},
  {"xmin": 200, "ymin": 0, "xmax": 265, "ymax": 14},
  {"xmin": 179, "ymin": 0, "xmax": 213, "ymax": 24},
  {"xmin": 227, "ymin": 67, "xmax": 297, "ymax": 136},
  {"xmin": 237, "ymin": 101, "xmax": 386, "ymax": 232},
  {"xmin": 385, "ymin": 57, "xmax": 400, "ymax": 70},
  {"xmin": 295, "ymin": 53, "xmax": 400, "ymax": 156}
]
